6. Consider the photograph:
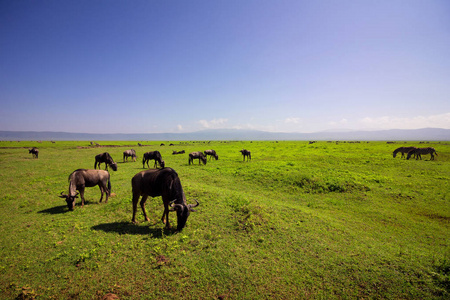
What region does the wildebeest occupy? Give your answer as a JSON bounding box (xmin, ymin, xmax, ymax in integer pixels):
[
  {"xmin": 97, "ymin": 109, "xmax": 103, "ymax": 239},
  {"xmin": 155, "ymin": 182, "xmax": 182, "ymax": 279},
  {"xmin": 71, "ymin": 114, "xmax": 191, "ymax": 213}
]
[
  {"xmin": 407, "ymin": 147, "xmax": 438, "ymax": 160},
  {"xmin": 204, "ymin": 149, "xmax": 218, "ymax": 160},
  {"xmin": 131, "ymin": 168, "xmax": 199, "ymax": 231},
  {"xmin": 28, "ymin": 147, "xmax": 39, "ymax": 158},
  {"xmin": 189, "ymin": 152, "xmax": 207, "ymax": 165},
  {"xmin": 393, "ymin": 147, "xmax": 417, "ymax": 158},
  {"xmin": 94, "ymin": 152, "xmax": 118, "ymax": 171},
  {"xmin": 240, "ymin": 149, "xmax": 251, "ymax": 161},
  {"xmin": 123, "ymin": 149, "xmax": 137, "ymax": 162},
  {"xmin": 172, "ymin": 150, "xmax": 185, "ymax": 155},
  {"xmin": 143, "ymin": 151, "xmax": 165, "ymax": 168},
  {"xmin": 59, "ymin": 169, "xmax": 111, "ymax": 210}
]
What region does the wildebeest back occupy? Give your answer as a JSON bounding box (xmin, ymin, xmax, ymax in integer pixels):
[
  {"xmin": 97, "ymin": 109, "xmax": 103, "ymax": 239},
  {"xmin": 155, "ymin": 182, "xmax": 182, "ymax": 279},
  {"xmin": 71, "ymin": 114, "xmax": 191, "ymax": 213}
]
[{"xmin": 132, "ymin": 168, "xmax": 181, "ymax": 199}]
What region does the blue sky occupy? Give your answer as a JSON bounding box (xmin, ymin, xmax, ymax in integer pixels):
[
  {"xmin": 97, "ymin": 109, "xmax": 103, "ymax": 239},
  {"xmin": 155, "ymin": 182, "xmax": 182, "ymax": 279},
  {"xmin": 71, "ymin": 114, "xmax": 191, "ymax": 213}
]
[{"xmin": 1, "ymin": 0, "xmax": 449, "ymax": 134}]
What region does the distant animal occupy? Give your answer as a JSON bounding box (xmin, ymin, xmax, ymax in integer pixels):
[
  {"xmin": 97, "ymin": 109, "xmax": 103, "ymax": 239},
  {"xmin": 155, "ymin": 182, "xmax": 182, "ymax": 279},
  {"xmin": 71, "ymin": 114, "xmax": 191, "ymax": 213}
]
[
  {"xmin": 28, "ymin": 147, "xmax": 39, "ymax": 158},
  {"xmin": 94, "ymin": 152, "xmax": 118, "ymax": 171},
  {"xmin": 240, "ymin": 149, "xmax": 251, "ymax": 161},
  {"xmin": 123, "ymin": 149, "xmax": 137, "ymax": 162},
  {"xmin": 407, "ymin": 147, "xmax": 438, "ymax": 160},
  {"xmin": 172, "ymin": 150, "xmax": 185, "ymax": 155},
  {"xmin": 393, "ymin": 147, "xmax": 417, "ymax": 158},
  {"xmin": 160, "ymin": 143, "xmax": 165, "ymax": 146},
  {"xmin": 59, "ymin": 169, "xmax": 111, "ymax": 210},
  {"xmin": 204, "ymin": 149, "xmax": 218, "ymax": 160},
  {"xmin": 143, "ymin": 151, "xmax": 165, "ymax": 168},
  {"xmin": 131, "ymin": 168, "xmax": 199, "ymax": 231},
  {"xmin": 189, "ymin": 151, "xmax": 207, "ymax": 165}
]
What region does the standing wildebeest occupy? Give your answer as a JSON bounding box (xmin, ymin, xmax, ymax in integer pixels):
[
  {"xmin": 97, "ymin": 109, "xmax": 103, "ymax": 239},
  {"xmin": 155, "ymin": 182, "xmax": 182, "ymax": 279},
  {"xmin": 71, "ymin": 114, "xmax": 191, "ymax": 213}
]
[
  {"xmin": 393, "ymin": 147, "xmax": 417, "ymax": 158},
  {"xmin": 143, "ymin": 151, "xmax": 165, "ymax": 169},
  {"xmin": 131, "ymin": 168, "xmax": 199, "ymax": 231},
  {"xmin": 204, "ymin": 149, "xmax": 218, "ymax": 161},
  {"xmin": 123, "ymin": 149, "xmax": 137, "ymax": 162},
  {"xmin": 189, "ymin": 152, "xmax": 207, "ymax": 165},
  {"xmin": 240, "ymin": 149, "xmax": 251, "ymax": 161},
  {"xmin": 28, "ymin": 147, "xmax": 39, "ymax": 158},
  {"xmin": 59, "ymin": 169, "xmax": 111, "ymax": 210},
  {"xmin": 407, "ymin": 147, "xmax": 438, "ymax": 160},
  {"xmin": 94, "ymin": 152, "xmax": 118, "ymax": 171}
]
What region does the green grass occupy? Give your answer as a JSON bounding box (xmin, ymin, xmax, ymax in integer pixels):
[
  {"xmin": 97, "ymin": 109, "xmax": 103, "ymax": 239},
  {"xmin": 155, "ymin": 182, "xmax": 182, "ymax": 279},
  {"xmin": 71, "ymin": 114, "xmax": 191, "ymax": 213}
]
[{"xmin": 0, "ymin": 140, "xmax": 449, "ymax": 299}]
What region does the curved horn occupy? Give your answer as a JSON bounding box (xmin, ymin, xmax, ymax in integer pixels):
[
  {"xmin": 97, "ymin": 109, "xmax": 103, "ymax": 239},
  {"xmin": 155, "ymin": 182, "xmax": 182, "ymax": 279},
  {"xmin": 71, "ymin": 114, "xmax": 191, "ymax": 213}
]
[
  {"xmin": 170, "ymin": 203, "xmax": 184, "ymax": 212},
  {"xmin": 59, "ymin": 191, "xmax": 68, "ymax": 198},
  {"xmin": 188, "ymin": 199, "xmax": 199, "ymax": 211}
]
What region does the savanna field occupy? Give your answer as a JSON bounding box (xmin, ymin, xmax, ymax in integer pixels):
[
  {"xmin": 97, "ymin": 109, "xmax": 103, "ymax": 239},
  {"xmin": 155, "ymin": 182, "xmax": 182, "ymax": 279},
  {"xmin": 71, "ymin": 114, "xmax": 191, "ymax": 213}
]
[{"xmin": 0, "ymin": 140, "xmax": 449, "ymax": 299}]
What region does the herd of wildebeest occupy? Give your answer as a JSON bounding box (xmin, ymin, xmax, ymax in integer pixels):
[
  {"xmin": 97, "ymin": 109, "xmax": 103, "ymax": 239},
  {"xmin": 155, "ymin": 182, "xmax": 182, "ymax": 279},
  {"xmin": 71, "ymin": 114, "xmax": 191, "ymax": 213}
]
[
  {"xmin": 27, "ymin": 146, "xmax": 252, "ymax": 232},
  {"xmin": 26, "ymin": 144, "xmax": 437, "ymax": 232}
]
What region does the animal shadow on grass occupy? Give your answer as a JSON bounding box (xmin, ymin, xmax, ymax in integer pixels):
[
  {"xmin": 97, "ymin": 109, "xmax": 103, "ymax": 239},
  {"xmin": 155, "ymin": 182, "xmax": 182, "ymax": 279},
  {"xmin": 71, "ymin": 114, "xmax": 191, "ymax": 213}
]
[
  {"xmin": 91, "ymin": 221, "xmax": 171, "ymax": 238},
  {"xmin": 38, "ymin": 201, "xmax": 95, "ymax": 215}
]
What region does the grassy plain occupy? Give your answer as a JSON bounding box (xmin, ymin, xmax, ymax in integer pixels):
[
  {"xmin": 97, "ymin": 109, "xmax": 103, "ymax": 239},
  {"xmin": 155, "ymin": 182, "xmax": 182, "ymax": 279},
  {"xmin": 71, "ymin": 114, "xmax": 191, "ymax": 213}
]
[{"xmin": 0, "ymin": 140, "xmax": 449, "ymax": 299}]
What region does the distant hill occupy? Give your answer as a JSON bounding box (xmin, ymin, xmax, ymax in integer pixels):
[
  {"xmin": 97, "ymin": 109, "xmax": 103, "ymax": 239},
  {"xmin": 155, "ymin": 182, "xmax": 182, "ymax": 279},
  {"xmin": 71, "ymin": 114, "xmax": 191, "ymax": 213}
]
[{"xmin": 0, "ymin": 128, "xmax": 449, "ymax": 141}]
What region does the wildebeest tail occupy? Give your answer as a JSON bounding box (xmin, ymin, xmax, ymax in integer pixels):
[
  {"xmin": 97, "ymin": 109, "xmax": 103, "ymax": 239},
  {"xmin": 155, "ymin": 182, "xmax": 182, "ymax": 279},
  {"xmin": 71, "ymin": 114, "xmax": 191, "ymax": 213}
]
[{"xmin": 107, "ymin": 174, "xmax": 111, "ymax": 195}]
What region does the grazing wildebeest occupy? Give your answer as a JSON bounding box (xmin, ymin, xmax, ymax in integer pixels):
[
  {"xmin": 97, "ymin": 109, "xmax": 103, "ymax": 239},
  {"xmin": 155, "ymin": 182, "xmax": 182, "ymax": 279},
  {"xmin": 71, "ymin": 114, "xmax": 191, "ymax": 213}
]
[
  {"xmin": 94, "ymin": 152, "xmax": 118, "ymax": 171},
  {"xmin": 123, "ymin": 149, "xmax": 137, "ymax": 162},
  {"xmin": 240, "ymin": 149, "xmax": 251, "ymax": 161},
  {"xmin": 131, "ymin": 168, "xmax": 199, "ymax": 231},
  {"xmin": 407, "ymin": 147, "xmax": 438, "ymax": 160},
  {"xmin": 204, "ymin": 149, "xmax": 218, "ymax": 161},
  {"xmin": 59, "ymin": 169, "xmax": 111, "ymax": 210},
  {"xmin": 172, "ymin": 150, "xmax": 185, "ymax": 155},
  {"xmin": 189, "ymin": 152, "xmax": 207, "ymax": 165},
  {"xmin": 28, "ymin": 147, "xmax": 39, "ymax": 158},
  {"xmin": 393, "ymin": 147, "xmax": 417, "ymax": 158},
  {"xmin": 143, "ymin": 151, "xmax": 165, "ymax": 168}
]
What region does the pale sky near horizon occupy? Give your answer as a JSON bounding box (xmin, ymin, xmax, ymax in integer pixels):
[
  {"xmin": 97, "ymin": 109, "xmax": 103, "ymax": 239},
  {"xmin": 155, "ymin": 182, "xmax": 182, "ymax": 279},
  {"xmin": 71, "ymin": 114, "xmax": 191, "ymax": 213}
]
[{"xmin": 1, "ymin": 0, "xmax": 449, "ymax": 134}]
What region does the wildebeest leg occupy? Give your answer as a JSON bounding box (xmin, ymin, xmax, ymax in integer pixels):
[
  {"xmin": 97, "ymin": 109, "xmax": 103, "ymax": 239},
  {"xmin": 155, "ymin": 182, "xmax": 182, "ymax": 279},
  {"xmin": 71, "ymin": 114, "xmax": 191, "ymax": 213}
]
[
  {"xmin": 161, "ymin": 202, "xmax": 171, "ymax": 228},
  {"xmin": 98, "ymin": 184, "xmax": 106, "ymax": 203},
  {"xmin": 140, "ymin": 195, "xmax": 150, "ymax": 222},
  {"xmin": 79, "ymin": 187, "xmax": 86, "ymax": 207},
  {"xmin": 131, "ymin": 194, "xmax": 140, "ymax": 223}
]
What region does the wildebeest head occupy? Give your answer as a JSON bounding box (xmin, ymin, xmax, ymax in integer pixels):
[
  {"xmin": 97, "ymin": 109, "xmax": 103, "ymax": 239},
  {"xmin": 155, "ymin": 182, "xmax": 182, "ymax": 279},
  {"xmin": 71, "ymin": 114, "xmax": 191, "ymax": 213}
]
[
  {"xmin": 160, "ymin": 160, "xmax": 165, "ymax": 168},
  {"xmin": 110, "ymin": 162, "xmax": 118, "ymax": 171},
  {"xmin": 171, "ymin": 199, "xmax": 199, "ymax": 231},
  {"xmin": 59, "ymin": 191, "xmax": 79, "ymax": 211}
]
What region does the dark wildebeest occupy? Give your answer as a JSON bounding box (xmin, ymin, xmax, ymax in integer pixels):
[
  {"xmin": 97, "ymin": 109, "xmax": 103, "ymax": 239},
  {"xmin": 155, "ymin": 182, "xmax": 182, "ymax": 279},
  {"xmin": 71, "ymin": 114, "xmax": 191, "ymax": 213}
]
[
  {"xmin": 94, "ymin": 152, "xmax": 118, "ymax": 171},
  {"xmin": 172, "ymin": 150, "xmax": 185, "ymax": 155},
  {"xmin": 28, "ymin": 147, "xmax": 39, "ymax": 158},
  {"xmin": 204, "ymin": 149, "xmax": 218, "ymax": 161},
  {"xmin": 59, "ymin": 169, "xmax": 111, "ymax": 210},
  {"xmin": 240, "ymin": 149, "xmax": 251, "ymax": 161},
  {"xmin": 143, "ymin": 151, "xmax": 165, "ymax": 169},
  {"xmin": 123, "ymin": 149, "xmax": 137, "ymax": 162},
  {"xmin": 189, "ymin": 152, "xmax": 207, "ymax": 165},
  {"xmin": 131, "ymin": 168, "xmax": 199, "ymax": 231},
  {"xmin": 407, "ymin": 147, "xmax": 438, "ymax": 160},
  {"xmin": 393, "ymin": 147, "xmax": 417, "ymax": 158}
]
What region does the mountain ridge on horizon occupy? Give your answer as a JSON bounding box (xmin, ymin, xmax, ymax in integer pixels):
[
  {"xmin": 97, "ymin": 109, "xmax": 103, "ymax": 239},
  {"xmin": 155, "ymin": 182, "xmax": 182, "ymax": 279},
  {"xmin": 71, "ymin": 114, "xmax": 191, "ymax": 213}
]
[{"xmin": 1, "ymin": 127, "xmax": 449, "ymax": 141}]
